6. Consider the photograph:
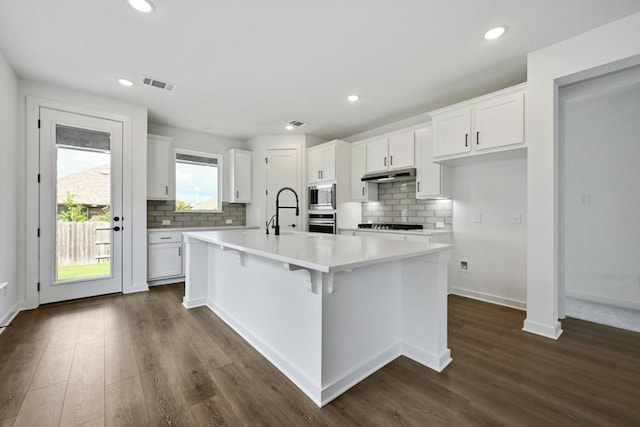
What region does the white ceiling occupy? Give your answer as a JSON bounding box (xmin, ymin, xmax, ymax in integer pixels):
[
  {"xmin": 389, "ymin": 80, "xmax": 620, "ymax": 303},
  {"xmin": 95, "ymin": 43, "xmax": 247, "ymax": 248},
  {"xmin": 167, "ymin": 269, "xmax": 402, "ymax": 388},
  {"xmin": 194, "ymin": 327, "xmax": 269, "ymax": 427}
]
[{"xmin": 1, "ymin": 1, "xmax": 640, "ymax": 141}]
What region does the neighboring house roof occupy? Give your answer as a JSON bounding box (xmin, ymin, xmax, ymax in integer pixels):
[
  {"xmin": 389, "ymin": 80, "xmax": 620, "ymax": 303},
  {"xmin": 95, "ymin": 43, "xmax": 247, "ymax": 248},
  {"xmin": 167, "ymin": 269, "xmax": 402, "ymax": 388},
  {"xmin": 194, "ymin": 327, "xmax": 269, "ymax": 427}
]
[
  {"xmin": 191, "ymin": 197, "xmax": 218, "ymax": 210},
  {"xmin": 56, "ymin": 165, "xmax": 110, "ymax": 206}
]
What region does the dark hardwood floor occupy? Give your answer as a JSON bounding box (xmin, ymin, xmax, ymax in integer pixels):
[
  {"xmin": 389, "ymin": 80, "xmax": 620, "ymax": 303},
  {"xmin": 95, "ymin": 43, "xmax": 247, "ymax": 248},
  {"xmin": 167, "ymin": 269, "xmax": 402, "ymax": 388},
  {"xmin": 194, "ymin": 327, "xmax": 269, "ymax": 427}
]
[{"xmin": 0, "ymin": 283, "xmax": 638, "ymax": 426}]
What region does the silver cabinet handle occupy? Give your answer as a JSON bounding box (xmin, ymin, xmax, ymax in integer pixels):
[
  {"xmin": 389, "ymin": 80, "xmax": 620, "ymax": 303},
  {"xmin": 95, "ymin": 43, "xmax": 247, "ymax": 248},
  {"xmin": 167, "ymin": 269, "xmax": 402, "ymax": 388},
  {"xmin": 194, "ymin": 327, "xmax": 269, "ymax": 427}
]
[
  {"xmin": 476, "ymin": 131, "xmax": 480, "ymax": 145},
  {"xmin": 178, "ymin": 246, "xmax": 181, "ymax": 256},
  {"xmin": 417, "ymin": 181, "xmax": 420, "ymax": 192},
  {"xmin": 384, "ymin": 157, "xmax": 387, "ymax": 167},
  {"xmin": 236, "ymin": 190, "xmax": 239, "ymax": 199},
  {"xmin": 165, "ymin": 186, "xmax": 168, "ymax": 195},
  {"xmin": 390, "ymin": 155, "xmax": 393, "ymax": 165}
]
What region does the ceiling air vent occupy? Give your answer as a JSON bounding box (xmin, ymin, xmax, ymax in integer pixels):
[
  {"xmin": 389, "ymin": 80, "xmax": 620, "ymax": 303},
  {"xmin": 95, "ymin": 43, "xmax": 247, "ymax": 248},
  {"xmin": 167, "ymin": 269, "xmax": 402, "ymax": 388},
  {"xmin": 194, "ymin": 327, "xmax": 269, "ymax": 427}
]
[
  {"xmin": 142, "ymin": 76, "xmax": 176, "ymax": 92},
  {"xmin": 288, "ymin": 120, "xmax": 305, "ymax": 128}
]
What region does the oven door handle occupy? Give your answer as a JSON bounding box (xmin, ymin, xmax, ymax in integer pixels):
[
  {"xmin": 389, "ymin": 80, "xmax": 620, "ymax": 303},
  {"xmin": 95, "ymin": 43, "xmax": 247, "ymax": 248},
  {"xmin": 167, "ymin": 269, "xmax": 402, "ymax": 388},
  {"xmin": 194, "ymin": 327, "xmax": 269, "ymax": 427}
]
[{"xmin": 309, "ymin": 220, "xmax": 336, "ymax": 225}]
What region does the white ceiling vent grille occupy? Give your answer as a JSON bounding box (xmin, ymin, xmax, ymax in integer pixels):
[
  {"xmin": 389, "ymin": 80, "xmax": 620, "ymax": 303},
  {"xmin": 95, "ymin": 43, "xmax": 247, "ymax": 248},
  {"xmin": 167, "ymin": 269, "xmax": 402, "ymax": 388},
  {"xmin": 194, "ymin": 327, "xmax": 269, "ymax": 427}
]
[
  {"xmin": 288, "ymin": 120, "xmax": 305, "ymax": 128},
  {"xmin": 142, "ymin": 76, "xmax": 176, "ymax": 92}
]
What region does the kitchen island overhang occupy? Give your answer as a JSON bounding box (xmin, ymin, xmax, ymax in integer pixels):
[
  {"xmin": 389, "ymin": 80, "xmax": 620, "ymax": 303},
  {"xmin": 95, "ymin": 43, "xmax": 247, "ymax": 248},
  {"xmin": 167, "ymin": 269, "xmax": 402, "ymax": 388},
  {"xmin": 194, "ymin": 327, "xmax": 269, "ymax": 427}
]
[{"xmin": 183, "ymin": 229, "xmax": 452, "ymax": 407}]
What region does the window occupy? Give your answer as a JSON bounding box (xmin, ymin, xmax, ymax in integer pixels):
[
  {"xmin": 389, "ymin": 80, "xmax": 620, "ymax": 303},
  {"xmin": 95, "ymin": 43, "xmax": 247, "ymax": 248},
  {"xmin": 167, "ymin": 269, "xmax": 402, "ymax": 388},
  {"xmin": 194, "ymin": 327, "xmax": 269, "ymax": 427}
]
[{"xmin": 174, "ymin": 150, "xmax": 222, "ymax": 212}]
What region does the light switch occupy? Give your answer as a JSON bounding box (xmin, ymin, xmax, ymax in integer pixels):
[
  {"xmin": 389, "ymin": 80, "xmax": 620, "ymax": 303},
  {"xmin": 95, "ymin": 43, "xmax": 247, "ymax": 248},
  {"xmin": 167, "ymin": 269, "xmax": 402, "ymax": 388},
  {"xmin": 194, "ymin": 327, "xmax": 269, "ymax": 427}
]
[{"xmin": 474, "ymin": 213, "xmax": 482, "ymax": 223}]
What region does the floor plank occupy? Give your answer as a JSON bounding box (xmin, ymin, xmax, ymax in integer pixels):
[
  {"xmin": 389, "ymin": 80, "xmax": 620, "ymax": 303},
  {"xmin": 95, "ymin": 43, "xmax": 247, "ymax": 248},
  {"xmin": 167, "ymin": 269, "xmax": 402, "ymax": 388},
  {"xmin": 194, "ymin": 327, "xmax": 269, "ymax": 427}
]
[{"xmin": 1, "ymin": 284, "xmax": 639, "ymax": 426}]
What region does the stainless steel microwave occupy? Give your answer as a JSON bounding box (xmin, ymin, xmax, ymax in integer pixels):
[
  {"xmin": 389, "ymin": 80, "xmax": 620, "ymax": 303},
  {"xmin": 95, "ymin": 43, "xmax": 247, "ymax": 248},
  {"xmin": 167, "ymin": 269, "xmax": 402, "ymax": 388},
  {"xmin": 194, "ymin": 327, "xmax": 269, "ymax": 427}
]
[{"xmin": 308, "ymin": 183, "xmax": 336, "ymax": 210}]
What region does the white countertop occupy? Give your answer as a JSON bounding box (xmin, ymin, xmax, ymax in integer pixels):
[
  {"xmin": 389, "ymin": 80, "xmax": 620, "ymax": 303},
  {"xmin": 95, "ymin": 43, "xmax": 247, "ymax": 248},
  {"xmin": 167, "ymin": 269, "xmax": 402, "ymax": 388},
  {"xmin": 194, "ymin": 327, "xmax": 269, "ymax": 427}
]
[
  {"xmin": 148, "ymin": 226, "xmax": 258, "ymax": 233},
  {"xmin": 339, "ymin": 227, "xmax": 452, "ymax": 236},
  {"xmin": 184, "ymin": 229, "xmax": 452, "ymax": 273}
]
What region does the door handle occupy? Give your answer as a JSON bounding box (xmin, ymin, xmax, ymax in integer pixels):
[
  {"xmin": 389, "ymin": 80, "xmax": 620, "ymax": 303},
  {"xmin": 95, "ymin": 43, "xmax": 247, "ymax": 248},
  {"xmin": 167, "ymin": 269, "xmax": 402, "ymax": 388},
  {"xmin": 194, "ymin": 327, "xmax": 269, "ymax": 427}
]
[{"xmin": 290, "ymin": 224, "xmax": 296, "ymax": 228}]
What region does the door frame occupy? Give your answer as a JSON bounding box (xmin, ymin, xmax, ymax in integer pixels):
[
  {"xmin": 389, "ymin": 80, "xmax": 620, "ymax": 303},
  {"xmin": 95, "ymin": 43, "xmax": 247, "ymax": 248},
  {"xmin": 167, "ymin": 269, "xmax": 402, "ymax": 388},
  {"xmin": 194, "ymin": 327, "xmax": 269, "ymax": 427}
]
[
  {"xmin": 38, "ymin": 108, "xmax": 124, "ymax": 303},
  {"xmin": 25, "ymin": 96, "xmax": 135, "ymax": 309}
]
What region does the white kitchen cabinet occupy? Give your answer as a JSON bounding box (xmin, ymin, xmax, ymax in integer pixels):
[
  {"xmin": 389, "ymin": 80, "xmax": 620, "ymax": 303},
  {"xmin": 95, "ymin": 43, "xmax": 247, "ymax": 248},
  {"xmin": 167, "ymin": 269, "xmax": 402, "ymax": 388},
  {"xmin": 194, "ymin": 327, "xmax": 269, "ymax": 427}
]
[
  {"xmin": 223, "ymin": 148, "xmax": 252, "ymax": 203},
  {"xmin": 308, "ymin": 144, "xmax": 336, "ymax": 184},
  {"xmin": 351, "ymin": 143, "xmax": 378, "ymax": 201},
  {"xmin": 147, "ymin": 134, "xmax": 173, "ymax": 200},
  {"xmin": 415, "ymin": 127, "xmax": 450, "ymax": 199},
  {"xmin": 148, "ymin": 231, "xmax": 183, "ymax": 281},
  {"xmin": 365, "ymin": 132, "xmax": 415, "ymax": 173},
  {"xmin": 430, "ymin": 83, "xmax": 526, "ymax": 163}
]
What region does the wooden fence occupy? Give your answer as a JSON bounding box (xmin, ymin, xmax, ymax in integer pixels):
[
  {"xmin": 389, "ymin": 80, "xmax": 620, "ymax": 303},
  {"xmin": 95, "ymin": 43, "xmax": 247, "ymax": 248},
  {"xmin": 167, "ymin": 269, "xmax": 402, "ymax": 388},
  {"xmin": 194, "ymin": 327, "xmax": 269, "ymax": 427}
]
[{"xmin": 56, "ymin": 221, "xmax": 111, "ymax": 266}]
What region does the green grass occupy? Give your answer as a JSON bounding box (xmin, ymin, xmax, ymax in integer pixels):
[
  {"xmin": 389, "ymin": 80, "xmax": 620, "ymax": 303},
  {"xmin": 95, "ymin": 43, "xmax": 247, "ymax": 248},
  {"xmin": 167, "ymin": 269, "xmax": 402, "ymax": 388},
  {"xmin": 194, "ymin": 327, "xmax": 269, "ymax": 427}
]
[{"xmin": 57, "ymin": 262, "xmax": 111, "ymax": 281}]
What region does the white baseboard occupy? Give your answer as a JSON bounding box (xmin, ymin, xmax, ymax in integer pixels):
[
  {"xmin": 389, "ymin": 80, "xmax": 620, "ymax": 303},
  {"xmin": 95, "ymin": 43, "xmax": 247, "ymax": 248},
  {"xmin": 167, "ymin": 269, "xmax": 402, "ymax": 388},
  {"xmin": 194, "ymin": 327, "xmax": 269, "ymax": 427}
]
[
  {"xmin": 522, "ymin": 318, "xmax": 563, "ymax": 340},
  {"xmin": 123, "ymin": 283, "xmax": 150, "ymax": 294},
  {"xmin": 566, "ymin": 290, "xmax": 640, "ymax": 311},
  {"xmin": 450, "ymin": 287, "xmax": 526, "ymax": 311},
  {"xmin": 182, "ymin": 296, "xmax": 207, "ymax": 309},
  {"xmin": 403, "ymin": 343, "xmax": 452, "ymax": 373},
  {"xmin": 0, "ymin": 301, "xmax": 23, "ymax": 336}
]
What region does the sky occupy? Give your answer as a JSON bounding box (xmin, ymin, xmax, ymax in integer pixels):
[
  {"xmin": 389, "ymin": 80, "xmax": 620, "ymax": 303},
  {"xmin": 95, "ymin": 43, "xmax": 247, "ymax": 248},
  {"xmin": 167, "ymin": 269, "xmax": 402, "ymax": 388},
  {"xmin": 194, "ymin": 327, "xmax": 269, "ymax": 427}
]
[
  {"xmin": 57, "ymin": 147, "xmax": 109, "ymax": 178},
  {"xmin": 175, "ymin": 162, "xmax": 217, "ymax": 206}
]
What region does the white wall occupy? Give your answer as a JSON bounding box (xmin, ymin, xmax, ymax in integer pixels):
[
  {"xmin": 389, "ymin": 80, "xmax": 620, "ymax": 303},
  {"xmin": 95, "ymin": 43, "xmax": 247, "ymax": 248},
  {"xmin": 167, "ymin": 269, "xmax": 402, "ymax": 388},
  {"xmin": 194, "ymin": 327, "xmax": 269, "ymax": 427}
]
[
  {"xmin": 0, "ymin": 49, "xmax": 20, "ymax": 328},
  {"xmin": 19, "ymin": 80, "xmax": 148, "ymax": 308},
  {"xmin": 449, "ymin": 157, "xmax": 527, "ymax": 309},
  {"xmin": 561, "ymin": 70, "xmax": 640, "ymax": 310},
  {"xmin": 525, "ymin": 11, "xmax": 640, "ymax": 339}
]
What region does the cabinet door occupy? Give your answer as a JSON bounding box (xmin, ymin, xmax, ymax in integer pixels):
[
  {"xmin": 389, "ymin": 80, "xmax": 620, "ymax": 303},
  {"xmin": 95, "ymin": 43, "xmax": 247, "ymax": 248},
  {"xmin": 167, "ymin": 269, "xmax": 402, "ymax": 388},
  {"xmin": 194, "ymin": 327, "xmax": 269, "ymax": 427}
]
[
  {"xmin": 351, "ymin": 144, "xmax": 378, "ymax": 201},
  {"xmin": 308, "ymin": 149, "xmax": 323, "ymax": 184},
  {"xmin": 234, "ymin": 150, "xmax": 252, "ymax": 202},
  {"xmin": 474, "ymin": 91, "xmax": 524, "ymax": 151},
  {"xmin": 147, "ymin": 136, "xmax": 170, "ymax": 199},
  {"xmin": 388, "ymin": 132, "xmax": 415, "ymax": 169},
  {"xmin": 148, "ymin": 243, "xmax": 182, "ymax": 280},
  {"xmin": 432, "ymin": 107, "xmax": 472, "ymax": 157},
  {"xmin": 416, "ymin": 128, "xmax": 448, "ymax": 199},
  {"xmin": 366, "ymin": 138, "xmax": 389, "ymax": 173},
  {"xmin": 321, "ymin": 145, "xmax": 336, "ymax": 181}
]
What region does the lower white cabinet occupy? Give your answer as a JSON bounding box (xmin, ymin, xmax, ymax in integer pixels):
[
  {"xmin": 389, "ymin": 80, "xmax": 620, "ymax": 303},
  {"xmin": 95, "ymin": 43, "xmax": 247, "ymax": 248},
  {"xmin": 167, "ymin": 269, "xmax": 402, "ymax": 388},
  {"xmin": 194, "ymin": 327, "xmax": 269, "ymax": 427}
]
[{"xmin": 148, "ymin": 231, "xmax": 183, "ymax": 281}]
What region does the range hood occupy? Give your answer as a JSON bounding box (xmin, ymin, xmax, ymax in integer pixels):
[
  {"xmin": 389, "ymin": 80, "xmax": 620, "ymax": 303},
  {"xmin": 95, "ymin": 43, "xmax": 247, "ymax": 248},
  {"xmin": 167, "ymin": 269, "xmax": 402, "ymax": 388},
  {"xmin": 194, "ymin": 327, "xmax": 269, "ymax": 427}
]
[{"xmin": 361, "ymin": 167, "xmax": 416, "ymax": 183}]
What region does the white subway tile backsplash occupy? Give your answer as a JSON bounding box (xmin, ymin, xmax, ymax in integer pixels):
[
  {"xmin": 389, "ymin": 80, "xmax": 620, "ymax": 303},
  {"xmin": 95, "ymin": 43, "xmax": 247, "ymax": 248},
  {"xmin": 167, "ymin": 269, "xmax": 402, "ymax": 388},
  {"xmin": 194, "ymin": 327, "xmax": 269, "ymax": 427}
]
[{"xmin": 362, "ymin": 182, "xmax": 452, "ymax": 229}]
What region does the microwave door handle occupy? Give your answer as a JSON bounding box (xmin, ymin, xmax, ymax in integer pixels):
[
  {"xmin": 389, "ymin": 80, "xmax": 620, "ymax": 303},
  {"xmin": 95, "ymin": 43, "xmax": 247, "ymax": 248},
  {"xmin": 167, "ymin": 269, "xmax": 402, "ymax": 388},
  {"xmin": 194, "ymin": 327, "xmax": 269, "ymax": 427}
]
[{"xmin": 331, "ymin": 184, "xmax": 336, "ymax": 208}]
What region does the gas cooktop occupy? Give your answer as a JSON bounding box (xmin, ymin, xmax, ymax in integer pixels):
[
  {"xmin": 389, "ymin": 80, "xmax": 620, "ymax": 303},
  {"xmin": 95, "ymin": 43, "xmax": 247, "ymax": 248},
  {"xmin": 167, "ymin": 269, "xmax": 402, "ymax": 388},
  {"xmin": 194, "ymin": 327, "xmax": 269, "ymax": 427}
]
[{"xmin": 357, "ymin": 223, "xmax": 423, "ymax": 230}]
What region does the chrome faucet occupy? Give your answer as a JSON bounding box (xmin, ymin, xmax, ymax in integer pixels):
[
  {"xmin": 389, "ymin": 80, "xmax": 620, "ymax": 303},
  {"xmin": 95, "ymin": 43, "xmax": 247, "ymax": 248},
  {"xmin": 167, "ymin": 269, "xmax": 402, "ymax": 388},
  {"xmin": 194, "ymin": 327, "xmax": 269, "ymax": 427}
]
[{"xmin": 275, "ymin": 187, "xmax": 299, "ymax": 236}]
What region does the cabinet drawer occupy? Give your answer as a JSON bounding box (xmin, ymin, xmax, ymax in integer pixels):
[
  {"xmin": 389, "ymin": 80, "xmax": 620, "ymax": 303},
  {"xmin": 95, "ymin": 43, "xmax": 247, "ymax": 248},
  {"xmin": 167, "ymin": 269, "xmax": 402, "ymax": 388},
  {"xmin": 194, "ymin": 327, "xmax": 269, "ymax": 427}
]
[{"xmin": 148, "ymin": 231, "xmax": 182, "ymax": 244}]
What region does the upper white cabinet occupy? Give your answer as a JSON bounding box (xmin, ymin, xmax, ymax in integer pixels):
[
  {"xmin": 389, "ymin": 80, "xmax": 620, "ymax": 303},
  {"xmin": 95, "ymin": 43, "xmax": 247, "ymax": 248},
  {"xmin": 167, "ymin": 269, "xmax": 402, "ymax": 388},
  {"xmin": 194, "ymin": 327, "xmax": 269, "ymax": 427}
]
[
  {"xmin": 430, "ymin": 83, "xmax": 526, "ymax": 163},
  {"xmin": 365, "ymin": 132, "xmax": 415, "ymax": 173},
  {"xmin": 351, "ymin": 143, "xmax": 378, "ymax": 202},
  {"xmin": 223, "ymin": 148, "xmax": 252, "ymax": 203},
  {"xmin": 147, "ymin": 134, "xmax": 173, "ymax": 200},
  {"xmin": 415, "ymin": 127, "xmax": 450, "ymax": 199},
  {"xmin": 308, "ymin": 144, "xmax": 336, "ymax": 184}
]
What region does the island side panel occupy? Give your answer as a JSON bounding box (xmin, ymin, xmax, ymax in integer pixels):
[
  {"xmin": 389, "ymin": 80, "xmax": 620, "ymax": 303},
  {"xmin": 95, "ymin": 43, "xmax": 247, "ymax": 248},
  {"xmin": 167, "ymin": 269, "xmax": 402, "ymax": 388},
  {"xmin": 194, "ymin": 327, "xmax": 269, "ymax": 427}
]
[
  {"xmin": 205, "ymin": 244, "xmax": 324, "ymax": 405},
  {"xmin": 400, "ymin": 250, "xmax": 452, "ymax": 372},
  {"xmin": 320, "ymin": 262, "xmax": 402, "ymax": 405},
  {"xmin": 183, "ymin": 237, "xmax": 209, "ymax": 308}
]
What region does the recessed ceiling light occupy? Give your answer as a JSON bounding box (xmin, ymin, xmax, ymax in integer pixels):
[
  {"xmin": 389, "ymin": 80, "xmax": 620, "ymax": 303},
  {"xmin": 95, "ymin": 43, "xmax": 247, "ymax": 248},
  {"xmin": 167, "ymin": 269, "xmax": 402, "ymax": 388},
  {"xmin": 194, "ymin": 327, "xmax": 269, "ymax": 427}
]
[
  {"xmin": 128, "ymin": 0, "xmax": 154, "ymax": 13},
  {"xmin": 285, "ymin": 125, "xmax": 294, "ymax": 131},
  {"xmin": 484, "ymin": 26, "xmax": 506, "ymax": 40},
  {"xmin": 118, "ymin": 78, "xmax": 134, "ymax": 87},
  {"xmin": 347, "ymin": 95, "xmax": 360, "ymax": 102}
]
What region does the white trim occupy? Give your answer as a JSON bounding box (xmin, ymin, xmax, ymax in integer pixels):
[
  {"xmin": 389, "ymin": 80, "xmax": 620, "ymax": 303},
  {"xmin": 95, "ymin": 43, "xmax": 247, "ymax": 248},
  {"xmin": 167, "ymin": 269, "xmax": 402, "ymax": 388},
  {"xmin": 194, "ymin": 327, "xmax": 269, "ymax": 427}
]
[
  {"xmin": 123, "ymin": 283, "xmax": 150, "ymax": 295},
  {"xmin": 174, "ymin": 148, "xmax": 223, "ymax": 212},
  {"xmin": 522, "ymin": 319, "xmax": 563, "ymax": 340},
  {"xmin": 25, "ymin": 96, "xmax": 136, "ymax": 308},
  {"xmin": 449, "ymin": 288, "xmax": 526, "ymax": 311},
  {"xmin": 0, "ymin": 301, "xmax": 22, "ymax": 336},
  {"xmin": 566, "ymin": 290, "xmax": 640, "ymax": 311}
]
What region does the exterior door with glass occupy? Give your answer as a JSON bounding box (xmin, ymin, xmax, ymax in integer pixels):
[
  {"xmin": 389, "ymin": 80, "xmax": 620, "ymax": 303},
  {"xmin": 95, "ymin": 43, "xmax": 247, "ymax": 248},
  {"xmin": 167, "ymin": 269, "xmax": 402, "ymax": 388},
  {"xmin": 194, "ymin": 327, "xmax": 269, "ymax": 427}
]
[{"xmin": 39, "ymin": 108, "xmax": 123, "ymax": 303}]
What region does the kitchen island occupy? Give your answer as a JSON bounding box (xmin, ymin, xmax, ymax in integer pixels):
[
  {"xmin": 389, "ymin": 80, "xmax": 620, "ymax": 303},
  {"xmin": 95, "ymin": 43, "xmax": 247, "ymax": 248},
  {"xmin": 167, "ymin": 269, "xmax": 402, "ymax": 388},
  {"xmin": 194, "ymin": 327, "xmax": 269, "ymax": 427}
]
[{"xmin": 182, "ymin": 229, "xmax": 452, "ymax": 407}]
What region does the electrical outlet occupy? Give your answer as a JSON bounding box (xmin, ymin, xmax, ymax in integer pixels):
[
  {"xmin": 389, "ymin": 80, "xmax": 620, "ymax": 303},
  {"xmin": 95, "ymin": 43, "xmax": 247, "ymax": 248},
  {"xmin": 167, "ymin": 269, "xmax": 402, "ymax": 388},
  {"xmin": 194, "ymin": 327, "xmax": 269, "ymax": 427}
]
[
  {"xmin": 460, "ymin": 260, "xmax": 469, "ymax": 272},
  {"xmin": 0, "ymin": 282, "xmax": 7, "ymax": 297},
  {"xmin": 436, "ymin": 221, "xmax": 445, "ymax": 229},
  {"xmin": 474, "ymin": 213, "xmax": 482, "ymax": 223},
  {"xmin": 512, "ymin": 213, "xmax": 522, "ymax": 224},
  {"xmin": 226, "ymin": 219, "xmax": 233, "ymax": 224},
  {"xmin": 162, "ymin": 220, "xmax": 171, "ymax": 226}
]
